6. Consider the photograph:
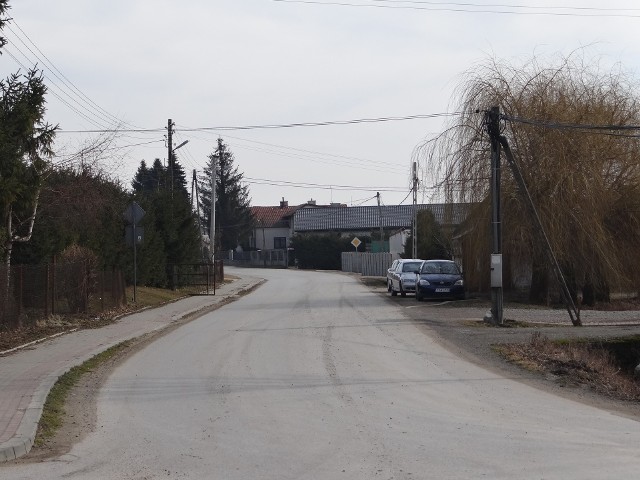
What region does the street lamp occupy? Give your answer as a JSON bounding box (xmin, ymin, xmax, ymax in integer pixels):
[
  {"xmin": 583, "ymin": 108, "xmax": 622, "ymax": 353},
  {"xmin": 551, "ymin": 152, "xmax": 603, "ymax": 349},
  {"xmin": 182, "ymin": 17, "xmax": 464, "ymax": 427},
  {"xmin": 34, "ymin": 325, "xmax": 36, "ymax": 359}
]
[
  {"xmin": 174, "ymin": 140, "xmax": 189, "ymax": 152},
  {"xmin": 169, "ymin": 140, "xmax": 189, "ymax": 195}
]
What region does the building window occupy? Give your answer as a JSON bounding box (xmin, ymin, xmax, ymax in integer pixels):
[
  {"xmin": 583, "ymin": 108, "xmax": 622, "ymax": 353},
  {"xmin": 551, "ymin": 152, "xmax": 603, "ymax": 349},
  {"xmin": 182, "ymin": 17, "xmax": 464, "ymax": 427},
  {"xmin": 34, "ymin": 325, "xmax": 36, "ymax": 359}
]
[{"xmin": 274, "ymin": 237, "xmax": 287, "ymax": 249}]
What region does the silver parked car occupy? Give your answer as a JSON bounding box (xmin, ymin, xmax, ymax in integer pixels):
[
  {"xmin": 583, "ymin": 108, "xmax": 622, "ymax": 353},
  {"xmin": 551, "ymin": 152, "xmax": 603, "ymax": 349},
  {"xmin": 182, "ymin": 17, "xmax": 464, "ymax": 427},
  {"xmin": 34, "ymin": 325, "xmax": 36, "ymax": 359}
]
[
  {"xmin": 387, "ymin": 259, "xmax": 423, "ymax": 297},
  {"xmin": 386, "ymin": 259, "xmax": 401, "ymax": 292}
]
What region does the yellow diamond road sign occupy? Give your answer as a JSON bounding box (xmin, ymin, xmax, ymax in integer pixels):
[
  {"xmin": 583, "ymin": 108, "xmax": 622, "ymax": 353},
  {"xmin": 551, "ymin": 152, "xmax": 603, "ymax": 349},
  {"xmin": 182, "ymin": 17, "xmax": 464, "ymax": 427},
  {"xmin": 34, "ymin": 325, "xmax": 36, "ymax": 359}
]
[{"xmin": 351, "ymin": 237, "xmax": 361, "ymax": 249}]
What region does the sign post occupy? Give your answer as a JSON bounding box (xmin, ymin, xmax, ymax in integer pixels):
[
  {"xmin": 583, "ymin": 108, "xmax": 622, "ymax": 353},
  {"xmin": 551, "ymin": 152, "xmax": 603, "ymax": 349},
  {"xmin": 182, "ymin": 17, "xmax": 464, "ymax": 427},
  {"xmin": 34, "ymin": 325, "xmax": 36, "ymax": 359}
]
[
  {"xmin": 351, "ymin": 237, "xmax": 361, "ymax": 252},
  {"xmin": 124, "ymin": 201, "xmax": 145, "ymax": 303}
]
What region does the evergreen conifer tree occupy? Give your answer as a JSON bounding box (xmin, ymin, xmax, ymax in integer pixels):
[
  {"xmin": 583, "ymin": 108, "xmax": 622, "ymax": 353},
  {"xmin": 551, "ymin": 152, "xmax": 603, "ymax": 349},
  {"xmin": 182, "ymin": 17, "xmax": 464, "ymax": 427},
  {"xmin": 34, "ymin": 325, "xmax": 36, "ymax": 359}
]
[{"xmin": 199, "ymin": 138, "xmax": 253, "ymax": 254}]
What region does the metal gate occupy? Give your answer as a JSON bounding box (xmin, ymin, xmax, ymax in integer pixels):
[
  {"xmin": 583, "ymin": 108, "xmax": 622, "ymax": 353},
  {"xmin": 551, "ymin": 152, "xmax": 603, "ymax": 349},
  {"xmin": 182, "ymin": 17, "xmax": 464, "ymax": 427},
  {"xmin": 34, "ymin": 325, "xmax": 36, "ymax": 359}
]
[{"xmin": 168, "ymin": 261, "xmax": 223, "ymax": 295}]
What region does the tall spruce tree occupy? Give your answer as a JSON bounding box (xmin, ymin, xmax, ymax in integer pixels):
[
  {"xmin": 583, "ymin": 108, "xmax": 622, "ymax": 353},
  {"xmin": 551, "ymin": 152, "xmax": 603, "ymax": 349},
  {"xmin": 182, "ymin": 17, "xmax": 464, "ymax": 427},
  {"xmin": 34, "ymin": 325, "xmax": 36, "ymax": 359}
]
[
  {"xmin": 132, "ymin": 154, "xmax": 200, "ymax": 286},
  {"xmin": 0, "ymin": 1, "xmax": 57, "ymax": 267},
  {"xmin": 199, "ymin": 138, "xmax": 253, "ymax": 254},
  {"xmin": 0, "ymin": 0, "xmax": 7, "ymax": 49}
]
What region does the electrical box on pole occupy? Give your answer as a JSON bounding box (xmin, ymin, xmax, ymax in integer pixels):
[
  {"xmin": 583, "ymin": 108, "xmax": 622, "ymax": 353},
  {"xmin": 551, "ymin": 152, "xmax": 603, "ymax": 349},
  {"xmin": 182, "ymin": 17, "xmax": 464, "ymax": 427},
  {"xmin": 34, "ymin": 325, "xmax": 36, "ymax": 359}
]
[{"xmin": 490, "ymin": 254, "xmax": 503, "ymax": 287}]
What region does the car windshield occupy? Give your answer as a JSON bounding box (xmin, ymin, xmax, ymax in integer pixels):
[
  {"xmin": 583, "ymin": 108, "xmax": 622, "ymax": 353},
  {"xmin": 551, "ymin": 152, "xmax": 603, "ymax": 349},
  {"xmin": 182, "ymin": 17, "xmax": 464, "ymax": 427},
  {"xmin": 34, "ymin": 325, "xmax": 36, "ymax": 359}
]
[
  {"xmin": 401, "ymin": 262, "xmax": 422, "ymax": 273},
  {"xmin": 421, "ymin": 261, "xmax": 460, "ymax": 275}
]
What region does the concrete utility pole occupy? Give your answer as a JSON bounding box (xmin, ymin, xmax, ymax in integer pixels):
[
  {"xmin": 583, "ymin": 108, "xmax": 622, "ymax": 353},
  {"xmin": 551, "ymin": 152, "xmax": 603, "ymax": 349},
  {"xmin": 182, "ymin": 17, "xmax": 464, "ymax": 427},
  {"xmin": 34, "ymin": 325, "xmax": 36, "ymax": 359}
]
[
  {"xmin": 487, "ymin": 107, "xmax": 504, "ymax": 325},
  {"xmin": 377, "ymin": 192, "xmax": 384, "ymax": 252},
  {"xmin": 210, "ymin": 151, "xmax": 217, "ymax": 263},
  {"xmin": 193, "ymin": 169, "xmax": 207, "ymax": 262},
  {"xmin": 167, "ymin": 119, "xmax": 173, "ymax": 195},
  {"xmin": 412, "ymin": 162, "xmax": 418, "ymax": 259}
]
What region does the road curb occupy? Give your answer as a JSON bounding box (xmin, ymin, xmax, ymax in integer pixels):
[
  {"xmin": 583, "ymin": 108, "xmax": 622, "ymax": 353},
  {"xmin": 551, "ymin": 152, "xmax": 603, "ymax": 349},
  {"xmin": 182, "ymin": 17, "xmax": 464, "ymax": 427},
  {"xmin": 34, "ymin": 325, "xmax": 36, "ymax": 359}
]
[{"xmin": 0, "ymin": 274, "xmax": 264, "ymax": 463}]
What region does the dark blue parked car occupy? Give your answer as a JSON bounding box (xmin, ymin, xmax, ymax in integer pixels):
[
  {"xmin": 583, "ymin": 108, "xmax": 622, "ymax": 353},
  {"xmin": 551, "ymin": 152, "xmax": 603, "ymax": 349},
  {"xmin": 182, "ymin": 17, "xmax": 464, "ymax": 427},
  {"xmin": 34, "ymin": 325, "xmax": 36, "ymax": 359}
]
[{"xmin": 415, "ymin": 260, "xmax": 465, "ymax": 301}]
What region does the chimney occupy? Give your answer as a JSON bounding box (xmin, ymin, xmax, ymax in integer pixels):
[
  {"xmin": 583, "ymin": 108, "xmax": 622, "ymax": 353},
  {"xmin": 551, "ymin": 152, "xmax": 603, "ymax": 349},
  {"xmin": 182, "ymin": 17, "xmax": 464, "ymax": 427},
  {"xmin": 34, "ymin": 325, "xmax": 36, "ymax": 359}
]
[
  {"xmin": 307, "ymin": 198, "xmax": 316, "ymax": 206},
  {"xmin": 280, "ymin": 197, "xmax": 288, "ymax": 208}
]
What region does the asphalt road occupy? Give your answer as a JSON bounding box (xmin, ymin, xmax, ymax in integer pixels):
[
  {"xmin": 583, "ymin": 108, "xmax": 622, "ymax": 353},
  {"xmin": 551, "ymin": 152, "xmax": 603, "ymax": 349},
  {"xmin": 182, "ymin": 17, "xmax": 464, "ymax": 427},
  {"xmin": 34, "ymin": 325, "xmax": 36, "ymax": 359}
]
[{"xmin": 3, "ymin": 269, "xmax": 640, "ymax": 479}]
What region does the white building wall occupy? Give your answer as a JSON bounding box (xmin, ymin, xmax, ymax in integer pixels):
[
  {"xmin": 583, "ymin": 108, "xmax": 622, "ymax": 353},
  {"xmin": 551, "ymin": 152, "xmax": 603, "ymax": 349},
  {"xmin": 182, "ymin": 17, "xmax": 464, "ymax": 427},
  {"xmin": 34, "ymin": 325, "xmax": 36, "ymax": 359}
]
[
  {"xmin": 389, "ymin": 230, "xmax": 409, "ymax": 255},
  {"xmin": 255, "ymin": 226, "xmax": 291, "ymax": 250}
]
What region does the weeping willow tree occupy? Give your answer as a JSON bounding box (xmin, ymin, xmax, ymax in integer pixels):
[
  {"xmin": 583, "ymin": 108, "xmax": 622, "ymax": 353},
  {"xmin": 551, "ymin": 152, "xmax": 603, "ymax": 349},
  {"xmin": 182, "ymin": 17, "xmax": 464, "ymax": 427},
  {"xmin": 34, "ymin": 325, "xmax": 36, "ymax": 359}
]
[{"xmin": 422, "ymin": 52, "xmax": 640, "ymax": 305}]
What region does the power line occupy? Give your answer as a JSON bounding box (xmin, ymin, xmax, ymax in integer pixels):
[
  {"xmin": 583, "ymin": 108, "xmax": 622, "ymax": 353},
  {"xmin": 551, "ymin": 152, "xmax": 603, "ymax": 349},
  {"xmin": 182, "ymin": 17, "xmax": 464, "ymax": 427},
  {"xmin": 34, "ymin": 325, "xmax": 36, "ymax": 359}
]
[
  {"xmin": 175, "ymin": 130, "xmax": 408, "ymax": 177},
  {"xmin": 2, "ymin": 46, "xmax": 110, "ymax": 130},
  {"xmin": 228, "ymin": 142, "xmax": 404, "ymax": 175},
  {"xmin": 7, "ymin": 20, "xmax": 142, "ymax": 131},
  {"xmin": 57, "ymin": 112, "xmax": 460, "ymax": 134},
  {"xmin": 502, "ymin": 114, "xmax": 640, "ymax": 136},
  {"xmin": 180, "ymin": 113, "xmax": 461, "ymax": 131},
  {"xmin": 52, "ymin": 139, "xmax": 165, "ymax": 159},
  {"xmin": 176, "ymin": 128, "xmax": 402, "ymax": 168},
  {"xmin": 4, "ymin": 34, "xmax": 121, "ymax": 131},
  {"xmin": 244, "ymin": 176, "xmax": 408, "ymax": 192},
  {"xmin": 397, "ymin": 188, "xmax": 414, "ymax": 205},
  {"xmin": 57, "ymin": 126, "xmax": 165, "ymax": 134},
  {"xmin": 368, "ymin": 0, "xmax": 640, "ymax": 13},
  {"xmin": 271, "ymin": 0, "xmax": 640, "ymax": 17}
]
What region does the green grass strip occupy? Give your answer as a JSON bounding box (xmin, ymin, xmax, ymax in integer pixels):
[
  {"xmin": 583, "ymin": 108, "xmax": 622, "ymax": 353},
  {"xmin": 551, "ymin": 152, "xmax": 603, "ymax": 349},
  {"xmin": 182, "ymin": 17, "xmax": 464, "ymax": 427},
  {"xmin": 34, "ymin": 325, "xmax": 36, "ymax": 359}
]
[{"xmin": 35, "ymin": 340, "xmax": 131, "ymax": 446}]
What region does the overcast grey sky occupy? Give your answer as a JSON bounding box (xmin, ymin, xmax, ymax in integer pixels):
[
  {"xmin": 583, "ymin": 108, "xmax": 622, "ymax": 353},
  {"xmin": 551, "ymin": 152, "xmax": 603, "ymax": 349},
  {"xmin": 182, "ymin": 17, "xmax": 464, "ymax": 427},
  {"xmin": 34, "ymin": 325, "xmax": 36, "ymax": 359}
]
[{"xmin": 1, "ymin": 1, "xmax": 638, "ymax": 207}]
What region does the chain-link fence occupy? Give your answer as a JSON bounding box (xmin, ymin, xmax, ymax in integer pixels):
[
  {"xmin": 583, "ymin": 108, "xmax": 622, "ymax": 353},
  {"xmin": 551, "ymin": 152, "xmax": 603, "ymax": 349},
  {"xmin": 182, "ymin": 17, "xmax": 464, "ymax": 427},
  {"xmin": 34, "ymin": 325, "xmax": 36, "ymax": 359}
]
[{"xmin": 0, "ymin": 263, "xmax": 126, "ymax": 330}]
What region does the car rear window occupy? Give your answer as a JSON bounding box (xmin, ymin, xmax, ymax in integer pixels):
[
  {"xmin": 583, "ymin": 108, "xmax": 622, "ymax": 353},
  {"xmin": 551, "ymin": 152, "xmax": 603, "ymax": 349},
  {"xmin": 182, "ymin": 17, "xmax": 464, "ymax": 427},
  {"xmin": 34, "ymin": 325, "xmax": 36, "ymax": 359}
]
[
  {"xmin": 402, "ymin": 262, "xmax": 422, "ymax": 273},
  {"xmin": 422, "ymin": 262, "xmax": 460, "ymax": 274}
]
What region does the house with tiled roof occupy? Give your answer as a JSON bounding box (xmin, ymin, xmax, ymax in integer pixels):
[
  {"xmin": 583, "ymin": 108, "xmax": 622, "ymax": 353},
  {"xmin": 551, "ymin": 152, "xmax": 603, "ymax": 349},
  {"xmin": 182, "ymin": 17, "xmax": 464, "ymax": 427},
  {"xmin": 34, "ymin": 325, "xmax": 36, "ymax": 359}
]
[
  {"xmin": 248, "ymin": 200, "xmax": 469, "ymax": 256},
  {"xmin": 250, "ymin": 198, "xmax": 333, "ymax": 248},
  {"xmin": 293, "ymin": 203, "xmax": 468, "ymax": 233},
  {"xmin": 250, "ymin": 198, "xmax": 302, "ymax": 251}
]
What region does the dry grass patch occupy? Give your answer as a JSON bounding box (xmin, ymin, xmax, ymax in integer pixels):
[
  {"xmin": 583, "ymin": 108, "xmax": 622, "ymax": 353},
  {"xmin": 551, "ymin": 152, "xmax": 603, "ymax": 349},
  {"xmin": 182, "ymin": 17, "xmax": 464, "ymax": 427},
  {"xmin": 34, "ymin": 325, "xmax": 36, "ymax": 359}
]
[{"xmin": 498, "ymin": 332, "xmax": 640, "ymax": 402}]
